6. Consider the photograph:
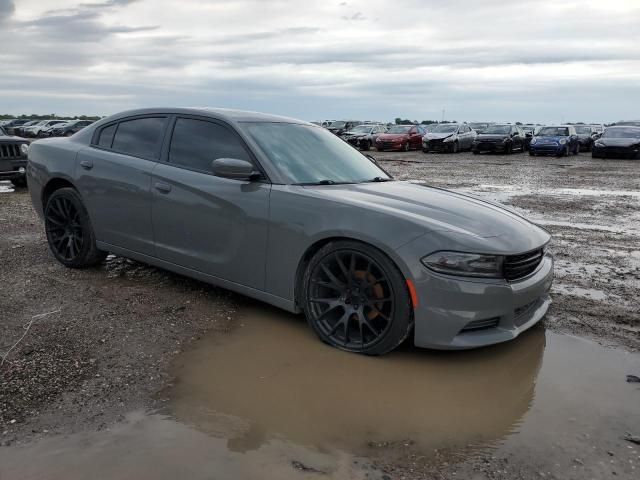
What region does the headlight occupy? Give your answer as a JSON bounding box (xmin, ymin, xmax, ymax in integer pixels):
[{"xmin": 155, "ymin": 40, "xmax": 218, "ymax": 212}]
[
  {"xmin": 530, "ymin": 138, "xmax": 537, "ymax": 145},
  {"xmin": 594, "ymin": 141, "xmax": 604, "ymax": 147},
  {"xmin": 443, "ymin": 136, "xmax": 454, "ymax": 142},
  {"xmin": 559, "ymin": 139, "xmax": 566, "ymax": 145},
  {"xmin": 502, "ymin": 137, "xmax": 509, "ymax": 143},
  {"xmin": 20, "ymin": 143, "xmax": 29, "ymax": 155},
  {"xmin": 421, "ymin": 251, "xmax": 504, "ymax": 278}
]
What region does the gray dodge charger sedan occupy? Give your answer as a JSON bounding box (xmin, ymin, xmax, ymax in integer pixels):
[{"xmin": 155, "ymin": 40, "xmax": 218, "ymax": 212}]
[{"xmin": 27, "ymin": 108, "xmax": 553, "ymax": 355}]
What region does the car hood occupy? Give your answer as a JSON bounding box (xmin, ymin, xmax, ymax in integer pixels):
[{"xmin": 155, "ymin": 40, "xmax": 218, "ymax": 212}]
[
  {"xmin": 0, "ymin": 135, "xmax": 29, "ymax": 143},
  {"xmin": 476, "ymin": 134, "xmax": 508, "ymax": 141},
  {"xmin": 378, "ymin": 133, "xmax": 408, "ymax": 140},
  {"xmin": 597, "ymin": 138, "xmax": 640, "ymax": 147},
  {"xmin": 424, "ymin": 132, "xmax": 454, "ymax": 140},
  {"xmin": 299, "ymin": 181, "xmax": 549, "ymax": 249}
]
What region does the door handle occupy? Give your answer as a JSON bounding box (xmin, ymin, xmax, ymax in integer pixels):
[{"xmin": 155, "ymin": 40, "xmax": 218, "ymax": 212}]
[
  {"xmin": 154, "ymin": 182, "xmax": 172, "ymax": 193},
  {"xmin": 79, "ymin": 160, "xmax": 93, "ymax": 170}
]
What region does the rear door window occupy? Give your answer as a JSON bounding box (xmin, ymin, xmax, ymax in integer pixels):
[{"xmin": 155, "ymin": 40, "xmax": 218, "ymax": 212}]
[
  {"xmin": 97, "ymin": 124, "xmax": 117, "ymax": 148},
  {"xmin": 168, "ymin": 118, "xmax": 252, "ymax": 173},
  {"xmin": 111, "ymin": 117, "xmax": 167, "ymax": 159}
]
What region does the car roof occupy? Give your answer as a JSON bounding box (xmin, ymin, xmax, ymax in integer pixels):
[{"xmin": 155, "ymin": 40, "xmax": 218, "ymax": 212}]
[{"xmin": 102, "ymin": 107, "xmax": 312, "ymax": 125}]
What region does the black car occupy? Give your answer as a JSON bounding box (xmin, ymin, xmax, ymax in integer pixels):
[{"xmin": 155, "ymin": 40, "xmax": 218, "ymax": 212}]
[
  {"xmin": 49, "ymin": 120, "xmax": 95, "ymax": 137},
  {"xmin": 472, "ymin": 124, "xmax": 525, "ymax": 154},
  {"xmin": 521, "ymin": 125, "xmax": 536, "ymax": 150},
  {"xmin": 0, "ymin": 126, "xmax": 29, "ymax": 187},
  {"xmin": 327, "ymin": 120, "xmax": 361, "ymax": 136},
  {"xmin": 592, "ymin": 126, "xmax": 640, "ymax": 159},
  {"xmin": 574, "ymin": 125, "xmax": 596, "ymax": 151}
]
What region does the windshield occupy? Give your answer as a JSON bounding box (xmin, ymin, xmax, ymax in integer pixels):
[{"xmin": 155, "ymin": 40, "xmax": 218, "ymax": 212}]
[
  {"xmin": 432, "ymin": 124, "xmax": 458, "ymax": 133},
  {"xmin": 469, "ymin": 123, "xmax": 487, "ymax": 130},
  {"xmin": 483, "ymin": 125, "xmax": 510, "ymax": 134},
  {"xmin": 538, "ymin": 127, "xmax": 569, "ymax": 136},
  {"xmin": 386, "ymin": 125, "xmax": 411, "ymax": 134},
  {"xmin": 348, "ymin": 125, "xmax": 372, "ymax": 133},
  {"xmin": 602, "ymin": 127, "xmax": 640, "ymax": 139},
  {"xmin": 243, "ymin": 123, "xmax": 391, "ymax": 184},
  {"xmin": 329, "ymin": 121, "xmax": 345, "ymax": 129}
]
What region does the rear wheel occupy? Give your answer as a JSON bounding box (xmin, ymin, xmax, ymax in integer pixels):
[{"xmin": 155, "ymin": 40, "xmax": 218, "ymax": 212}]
[
  {"xmin": 302, "ymin": 241, "xmax": 413, "ymax": 355},
  {"xmin": 44, "ymin": 188, "xmax": 107, "ymax": 268}
]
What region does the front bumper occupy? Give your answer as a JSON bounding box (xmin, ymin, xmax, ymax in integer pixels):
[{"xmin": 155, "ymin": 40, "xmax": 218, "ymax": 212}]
[
  {"xmin": 410, "ymin": 255, "xmax": 554, "ymax": 349},
  {"xmin": 592, "ymin": 146, "xmax": 640, "ymax": 159},
  {"xmin": 529, "ymin": 143, "xmax": 563, "ymax": 155},
  {"xmin": 472, "ymin": 141, "xmax": 507, "ymax": 153},
  {"xmin": 376, "ymin": 141, "xmax": 404, "ymax": 151}
]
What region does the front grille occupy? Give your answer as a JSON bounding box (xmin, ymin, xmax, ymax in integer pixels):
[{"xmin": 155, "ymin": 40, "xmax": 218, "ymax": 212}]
[
  {"xmin": 380, "ymin": 141, "xmax": 399, "ymax": 149},
  {"xmin": 476, "ymin": 141, "xmax": 498, "ymax": 150},
  {"xmin": 460, "ymin": 317, "xmax": 499, "ymax": 332},
  {"xmin": 0, "ymin": 143, "xmax": 24, "ymax": 159},
  {"xmin": 504, "ymin": 248, "xmax": 544, "ymax": 281}
]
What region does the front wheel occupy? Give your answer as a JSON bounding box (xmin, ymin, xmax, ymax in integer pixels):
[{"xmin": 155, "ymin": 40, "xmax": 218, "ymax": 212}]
[
  {"xmin": 403, "ymin": 142, "xmax": 410, "ymax": 152},
  {"xmin": 44, "ymin": 188, "xmax": 107, "ymax": 268},
  {"xmin": 302, "ymin": 241, "xmax": 413, "ymax": 355},
  {"xmin": 451, "ymin": 141, "xmax": 459, "ymax": 153}
]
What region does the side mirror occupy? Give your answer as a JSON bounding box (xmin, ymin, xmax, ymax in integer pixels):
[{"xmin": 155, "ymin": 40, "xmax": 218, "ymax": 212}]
[{"xmin": 211, "ymin": 158, "xmax": 261, "ymax": 181}]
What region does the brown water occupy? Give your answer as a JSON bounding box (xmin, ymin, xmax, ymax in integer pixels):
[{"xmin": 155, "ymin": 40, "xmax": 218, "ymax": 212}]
[{"xmin": 2, "ymin": 305, "xmax": 639, "ymax": 479}]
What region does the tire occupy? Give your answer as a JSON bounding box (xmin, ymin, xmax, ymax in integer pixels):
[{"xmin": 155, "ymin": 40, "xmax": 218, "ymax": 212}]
[
  {"xmin": 451, "ymin": 141, "xmax": 459, "ymax": 153},
  {"xmin": 403, "ymin": 142, "xmax": 410, "ymax": 152},
  {"xmin": 10, "ymin": 177, "xmax": 27, "ymax": 188},
  {"xmin": 529, "ymin": 151, "xmax": 535, "ymax": 156},
  {"xmin": 505, "ymin": 143, "xmax": 513, "ymax": 155},
  {"xmin": 363, "ymin": 140, "xmax": 372, "ymax": 151},
  {"xmin": 44, "ymin": 188, "xmax": 107, "ymax": 268},
  {"xmin": 422, "ymin": 148, "xmax": 429, "ymax": 154},
  {"xmin": 302, "ymin": 240, "xmax": 413, "ymax": 355},
  {"xmin": 472, "ymin": 150, "xmax": 479, "ymax": 155},
  {"xmin": 376, "ymin": 147, "xmax": 384, "ymax": 152}
]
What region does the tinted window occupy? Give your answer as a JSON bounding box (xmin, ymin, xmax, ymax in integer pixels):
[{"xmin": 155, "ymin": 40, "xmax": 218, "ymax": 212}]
[
  {"xmin": 97, "ymin": 124, "xmax": 117, "ymax": 148},
  {"xmin": 111, "ymin": 117, "xmax": 167, "ymax": 159},
  {"xmin": 169, "ymin": 118, "xmax": 251, "ymax": 172}
]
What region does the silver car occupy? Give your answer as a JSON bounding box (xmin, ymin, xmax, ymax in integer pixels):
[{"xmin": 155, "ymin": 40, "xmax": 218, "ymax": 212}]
[
  {"xmin": 26, "ymin": 108, "xmax": 553, "ymax": 355},
  {"xmin": 422, "ymin": 123, "xmax": 476, "ymax": 153}
]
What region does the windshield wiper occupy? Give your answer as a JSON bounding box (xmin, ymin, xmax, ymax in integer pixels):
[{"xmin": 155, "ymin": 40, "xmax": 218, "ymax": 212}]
[
  {"xmin": 294, "ymin": 180, "xmax": 341, "ymax": 186},
  {"xmin": 363, "ymin": 176, "xmax": 392, "ymax": 183}
]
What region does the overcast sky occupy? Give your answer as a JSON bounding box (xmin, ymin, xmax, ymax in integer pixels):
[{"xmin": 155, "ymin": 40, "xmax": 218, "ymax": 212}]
[{"xmin": 1, "ymin": 0, "xmax": 639, "ymax": 123}]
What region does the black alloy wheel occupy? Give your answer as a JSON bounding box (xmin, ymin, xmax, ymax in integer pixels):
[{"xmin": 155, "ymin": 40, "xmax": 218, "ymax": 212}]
[
  {"xmin": 303, "ymin": 241, "xmax": 413, "ymax": 355},
  {"xmin": 45, "ymin": 188, "xmax": 107, "ymax": 268}
]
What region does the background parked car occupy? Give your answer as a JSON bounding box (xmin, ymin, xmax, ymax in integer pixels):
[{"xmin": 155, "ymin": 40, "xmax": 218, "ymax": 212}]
[
  {"xmin": 341, "ymin": 124, "xmax": 387, "ymax": 150},
  {"xmin": 327, "ymin": 120, "xmax": 361, "ymax": 136},
  {"xmin": 472, "ymin": 124, "xmax": 525, "ymax": 154},
  {"xmin": 529, "ymin": 125, "xmax": 579, "ymax": 157},
  {"xmin": 592, "ymin": 126, "xmax": 640, "ymax": 159},
  {"xmin": 48, "ymin": 120, "xmax": 94, "ymax": 137},
  {"xmin": 376, "ymin": 124, "xmax": 425, "ymax": 151},
  {"xmin": 422, "ymin": 123, "xmax": 475, "ymax": 153},
  {"xmin": 1, "ymin": 119, "xmax": 30, "ymax": 136},
  {"xmin": 13, "ymin": 120, "xmax": 40, "ymax": 137},
  {"xmin": 23, "ymin": 120, "xmax": 68, "ymax": 138},
  {"xmin": 0, "ymin": 126, "xmax": 29, "ymax": 187},
  {"xmin": 521, "ymin": 125, "xmax": 536, "ymax": 150},
  {"xmin": 575, "ymin": 125, "xmax": 596, "ymax": 151},
  {"xmin": 468, "ymin": 122, "xmax": 492, "ymax": 134}
]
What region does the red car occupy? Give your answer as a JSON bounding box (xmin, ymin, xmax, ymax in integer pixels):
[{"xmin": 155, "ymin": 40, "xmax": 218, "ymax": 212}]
[{"xmin": 375, "ymin": 125, "xmax": 425, "ymax": 151}]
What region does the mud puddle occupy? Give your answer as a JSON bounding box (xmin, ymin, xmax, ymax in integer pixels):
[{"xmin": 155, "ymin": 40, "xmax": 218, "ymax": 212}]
[{"xmin": 2, "ymin": 305, "xmax": 639, "ymax": 479}]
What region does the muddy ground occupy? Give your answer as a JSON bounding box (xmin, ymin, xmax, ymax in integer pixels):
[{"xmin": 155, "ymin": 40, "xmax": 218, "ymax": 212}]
[{"xmin": 1, "ymin": 150, "xmax": 639, "ymax": 479}]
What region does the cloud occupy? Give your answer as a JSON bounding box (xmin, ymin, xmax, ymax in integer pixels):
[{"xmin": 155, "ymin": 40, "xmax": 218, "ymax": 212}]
[{"xmin": 0, "ymin": 0, "xmax": 639, "ymax": 123}]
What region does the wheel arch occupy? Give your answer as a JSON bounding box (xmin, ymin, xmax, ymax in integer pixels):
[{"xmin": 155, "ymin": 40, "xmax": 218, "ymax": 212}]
[
  {"xmin": 293, "ymin": 235, "xmax": 413, "ymax": 309},
  {"xmin": 42, "ymin": 177, "xmax": 78, "ymax": 211}
]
